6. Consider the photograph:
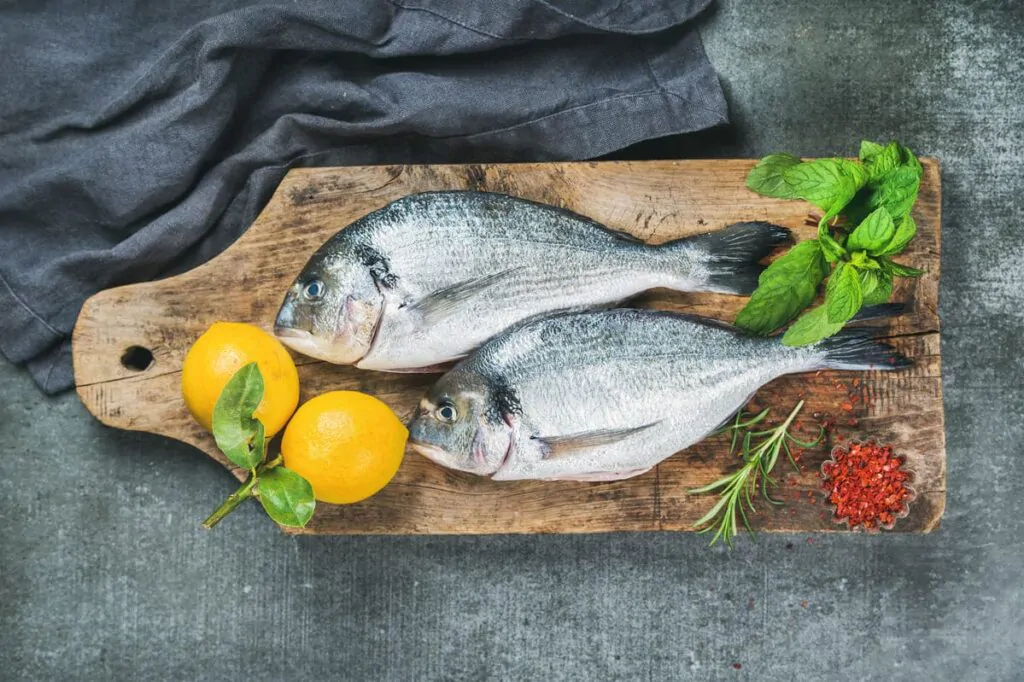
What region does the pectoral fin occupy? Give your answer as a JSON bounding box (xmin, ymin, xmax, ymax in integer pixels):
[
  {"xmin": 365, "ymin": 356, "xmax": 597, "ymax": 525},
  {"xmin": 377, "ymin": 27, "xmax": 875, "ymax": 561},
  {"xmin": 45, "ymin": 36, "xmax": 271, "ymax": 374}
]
[
  {"xmin": 406, "ymin": 268, "xmax": 522, "ymax": 322},
  {"xmin": 536, "ymin": 422, "xmax": 661, "ymax": 460}
]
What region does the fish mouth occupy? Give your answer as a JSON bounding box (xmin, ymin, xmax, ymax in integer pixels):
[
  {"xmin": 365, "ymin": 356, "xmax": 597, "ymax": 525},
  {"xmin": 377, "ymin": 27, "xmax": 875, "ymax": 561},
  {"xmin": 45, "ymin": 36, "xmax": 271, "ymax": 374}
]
[
  {"xmin": 408, "ymin": 441, "xmax": 454, "ymax": 466},
  {"xmin": 273, "ymin": 326, "xmax": 311, "ymax": 340}
]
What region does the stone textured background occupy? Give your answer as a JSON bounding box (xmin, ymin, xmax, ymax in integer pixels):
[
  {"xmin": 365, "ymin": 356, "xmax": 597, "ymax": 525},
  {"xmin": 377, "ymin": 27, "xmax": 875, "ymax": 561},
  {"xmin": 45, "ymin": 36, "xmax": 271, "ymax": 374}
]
[{"xmin": 2, "ymin": 1, "xmax": 1022, "ymax": 679}]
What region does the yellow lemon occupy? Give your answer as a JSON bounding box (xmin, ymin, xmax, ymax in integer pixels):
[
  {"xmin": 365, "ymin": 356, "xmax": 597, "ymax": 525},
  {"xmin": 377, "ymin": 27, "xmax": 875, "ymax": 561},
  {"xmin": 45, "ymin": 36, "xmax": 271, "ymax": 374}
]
[
  {"xmin": 181, "ymin": 322, "xmax": 300, "ymax": 437},
  {"xmin": 281, "ymin": 391, "xmax": 407, "ymax": 504}
]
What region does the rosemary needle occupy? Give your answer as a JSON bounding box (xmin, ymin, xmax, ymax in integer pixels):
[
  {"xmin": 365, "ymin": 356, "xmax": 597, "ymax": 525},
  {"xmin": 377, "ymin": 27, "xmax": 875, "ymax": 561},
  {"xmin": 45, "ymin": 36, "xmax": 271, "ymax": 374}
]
[{"xmin": 690, "ymin": 400, "xmax": 823, "ymax": 547}]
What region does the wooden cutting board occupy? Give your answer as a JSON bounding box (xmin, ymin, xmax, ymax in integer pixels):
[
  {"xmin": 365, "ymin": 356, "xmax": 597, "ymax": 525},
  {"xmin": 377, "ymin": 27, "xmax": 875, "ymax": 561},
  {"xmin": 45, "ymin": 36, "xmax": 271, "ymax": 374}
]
[{"xmin": 72, "ymin": 160, "xmax": 945, "ymax": 535}]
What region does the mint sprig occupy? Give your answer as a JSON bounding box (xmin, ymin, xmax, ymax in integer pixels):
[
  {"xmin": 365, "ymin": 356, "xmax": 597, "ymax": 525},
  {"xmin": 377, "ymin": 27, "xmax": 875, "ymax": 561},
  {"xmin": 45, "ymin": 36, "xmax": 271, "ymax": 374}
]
[
  {"xmin": 738, "ymin": 139, "xmax": 925, "ymax": 346},
  {"xmin": 201, "ymin": 363, "xmax": 315, "ymax": 529}
]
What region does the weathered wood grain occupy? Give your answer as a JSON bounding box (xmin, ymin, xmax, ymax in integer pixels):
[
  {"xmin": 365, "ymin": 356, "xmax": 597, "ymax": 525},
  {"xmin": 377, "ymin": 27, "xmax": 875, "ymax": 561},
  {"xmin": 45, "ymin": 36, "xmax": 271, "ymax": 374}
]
[{"xmin": 72, "ymin": 159, "xmax": 944, "ymax": 534}]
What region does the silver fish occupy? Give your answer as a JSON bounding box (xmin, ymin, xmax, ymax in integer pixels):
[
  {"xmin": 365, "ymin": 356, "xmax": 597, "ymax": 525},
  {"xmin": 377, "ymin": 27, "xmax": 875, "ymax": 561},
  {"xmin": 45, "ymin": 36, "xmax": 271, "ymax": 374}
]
[
  {"xmin": 406, "ymin": 308, "xmax": 910, "ymax": 481},
  {"xmin": 274, "ymin": 191, "xmax": 790, "ymax": 370}
]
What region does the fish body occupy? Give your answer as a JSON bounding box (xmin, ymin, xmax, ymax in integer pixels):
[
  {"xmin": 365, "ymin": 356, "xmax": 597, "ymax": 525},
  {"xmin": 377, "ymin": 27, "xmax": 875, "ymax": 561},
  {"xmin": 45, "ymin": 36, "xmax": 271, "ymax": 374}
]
[
  {"xmin": 274, "ymin": 191, "xmax": 789, "ymax": 370},
  {"xmin": 406, "ymin": 309, "xmax": 909, "ymax": 481}
]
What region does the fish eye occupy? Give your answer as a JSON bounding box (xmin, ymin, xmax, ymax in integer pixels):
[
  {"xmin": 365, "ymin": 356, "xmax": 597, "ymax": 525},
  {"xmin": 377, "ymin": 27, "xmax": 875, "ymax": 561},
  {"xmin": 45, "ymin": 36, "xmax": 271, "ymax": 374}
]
[
  {"xmin": 436, "ymin": 403, "xmax": 458, "ymax": 423},
  {"xmin": 302, "ymin": 279, "xmax": 324, "ymax": 301}
]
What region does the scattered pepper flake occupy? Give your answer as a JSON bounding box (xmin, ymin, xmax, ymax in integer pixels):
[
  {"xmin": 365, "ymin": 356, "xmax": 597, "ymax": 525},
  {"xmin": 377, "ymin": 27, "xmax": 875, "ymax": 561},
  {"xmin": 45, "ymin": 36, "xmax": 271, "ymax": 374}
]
[
  {"xmin": 801, "ymin": 600, "xmax": 809, "ymax": 608},
  {"xmin": 732, "ymin": 663, "xmax": 742, "ymax": 670}
]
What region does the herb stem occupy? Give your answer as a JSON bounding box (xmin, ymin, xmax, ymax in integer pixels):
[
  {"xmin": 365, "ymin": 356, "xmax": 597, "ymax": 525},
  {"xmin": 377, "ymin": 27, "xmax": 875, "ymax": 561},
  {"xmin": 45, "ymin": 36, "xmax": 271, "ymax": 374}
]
[{"xmin": 202, "ymin": 474, "xmax": 257, "ymax": 529}]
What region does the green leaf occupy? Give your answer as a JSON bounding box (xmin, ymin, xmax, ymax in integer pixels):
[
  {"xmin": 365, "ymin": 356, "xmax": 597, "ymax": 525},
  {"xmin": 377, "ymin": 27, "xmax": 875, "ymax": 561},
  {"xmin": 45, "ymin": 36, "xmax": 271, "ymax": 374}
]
[
  {"xmin": 861, "ymin": 141, "xmax": 902, "ymax": 181},
  {"xmin": 850, "ymin": 250, "xmax": 880, "ymax": 270},
  {"xmin": 782, "ymin": 304, "xmax": 845, "ymax": 346},
  {"xmin": 817, "ymin": 218, "xmax": 847, "ymax": 264},
  {"xmin": 884, "ymin": 259, "xmax": 925, "ymax": 278},
  {"xmin": 847, "ymin": 208, "xmax": 896, "ymax": 254},
  {"xmin": 212, "ymin": 362, "xmax": 266, "ymax": 471},
  {"xmin": 746, "ymin": 153, "xmax": 803, "ymax": 198},
  {"xmin": 825, "ymin": 262, "xmax": 863, "ymax": 324},
  {"xmin": 879, "ymin": 214, "xmax": 917, "ymax": 256},
  {"xmin": 861, "ymin": 269, "xmax": 893, "ymax": 305},
  {"xmin": 783, "ymin": 158, "xmax": 869, "ymax": 219},
  {"xmin": 734, "ymin": 240, "xmax": 829, "ymax": 336},
  {"xmin": 900, "ymin": 143, "xmax": 923, "ymax": 174},
  {"xmin": 859, "ymin": 268, "xmax": 878, "ymax": 302},
  {"xmin": 257, "ymin": 467, "xmax": 316, "ymax": 528},
  {"xmin": 845, "ymin": 162, "xmax": 922, "ymax": 224},
  {"xmin": 859, "ymin": 140, "xmax": 884, "ymax": 161}
]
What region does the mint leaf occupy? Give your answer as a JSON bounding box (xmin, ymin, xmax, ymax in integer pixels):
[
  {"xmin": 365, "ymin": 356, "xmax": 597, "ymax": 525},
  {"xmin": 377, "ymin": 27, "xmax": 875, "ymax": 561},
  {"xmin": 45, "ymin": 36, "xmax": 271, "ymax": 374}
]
[
  {"xmin": 879, "ymin": 214, "xmax": 917, "ymax": 256},
  {"xmin": 746, "ymin": 154, "xmax": 803, "ymax": 198},
  {"xmin": 861, "ymin": 269, "xmax": 893, "ymax": 305},
  {"xmin": 847, "ymin": 208, "xmax": 896, "ymax": 254},
  {"xmin": 859, "ymin": 140, "xmax": 885, "ymax": 161},
  {"xmin": 825, "ymin": 262, "xmax": 863, "ymax": 324},
  {"xmin": 845, "ymin": 150, "xmax": 923, "ymax": 224},
  {"xmin": 212, "ymin": 362, "xmax": 266, "ymax": 471},
  {"xmin": 883, "ymin": 259, "xmax": 925, "ymax": 278},
  {"xmin": 257, "ymin": 467, "xmax": 315, "ymax": 528},
  {"xmin": 861, "ymin": 141, "xmax": 901, "ymax": 181},
  {"xmin": 735, "ymin": 240, "xmax": 828, "ymax": 336},
  {"xmin": 816, "ymin": 218, "xmax": 847, "ymax": 264},
  {"xmin": 850, "ymin": 250, "xmax": 880, "ymax": 270},
  {"xmin": 873, "ymin": 165, "xmax": 921, "ymax": 218},
  {"xmin": 784, "ymin": 158, "xmax": 869, "ymax": 220},
  {"xmin": 781, "ymin": 304, "xmax": 844, "ymax": 346},
  {"xmin": 901, "ymin": 144, "xmax": 923, "ymax": 174}
]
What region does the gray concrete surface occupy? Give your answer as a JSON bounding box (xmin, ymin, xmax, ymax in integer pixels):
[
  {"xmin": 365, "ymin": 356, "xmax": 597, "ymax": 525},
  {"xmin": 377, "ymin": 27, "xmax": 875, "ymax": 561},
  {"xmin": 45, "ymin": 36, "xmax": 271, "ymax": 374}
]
[{"xmin": 2, "ymin": 1, "xmax": 1022, "ymax": 679}]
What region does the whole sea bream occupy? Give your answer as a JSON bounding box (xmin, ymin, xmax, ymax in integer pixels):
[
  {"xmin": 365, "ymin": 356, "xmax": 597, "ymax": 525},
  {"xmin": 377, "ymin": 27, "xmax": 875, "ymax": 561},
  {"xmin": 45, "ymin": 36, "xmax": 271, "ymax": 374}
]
[
  {"xmin": 407, "ymin": 309, "xmax": 910, "ymax": 481},
  {"xmin": 274, "ymin": 191, "xmax": 790, "ymax": 371}
]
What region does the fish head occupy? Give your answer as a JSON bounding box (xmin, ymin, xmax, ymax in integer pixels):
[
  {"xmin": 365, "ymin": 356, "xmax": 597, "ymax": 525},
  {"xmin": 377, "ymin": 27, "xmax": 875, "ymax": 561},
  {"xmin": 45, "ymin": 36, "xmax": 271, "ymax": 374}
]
[
  {"xmin": 407, "ymin": 369, "xmax": 513, "ymax": 476},
  {"xmin": 274, "ymin": 252, "xmax": 384, "ymax": 365}
]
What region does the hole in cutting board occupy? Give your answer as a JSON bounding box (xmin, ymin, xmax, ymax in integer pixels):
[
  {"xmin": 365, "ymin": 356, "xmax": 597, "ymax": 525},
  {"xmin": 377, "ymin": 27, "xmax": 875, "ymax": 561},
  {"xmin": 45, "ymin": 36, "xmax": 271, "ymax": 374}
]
[{"xmin": 121, "ymin": 346, "xmax": 154, "ymax": 371}]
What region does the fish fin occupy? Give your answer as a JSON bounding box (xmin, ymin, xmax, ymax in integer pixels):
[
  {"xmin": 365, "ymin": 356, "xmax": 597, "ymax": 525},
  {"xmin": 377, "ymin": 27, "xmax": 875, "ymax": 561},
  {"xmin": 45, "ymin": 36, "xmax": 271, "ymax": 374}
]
[
  {"xmin": 535, "ymin": 422, "xmax": 660, "ymax": 460},
  {"xmin": 664, "ymin": 221, "xmax": 791, "ymax": 295},
  {"xmin": 816, "ymin": 328, "xmax": 912, "ymax": 371},
  {"xmin": 406, "ymin": 269, "xmax": 521, "ymax": 321}
]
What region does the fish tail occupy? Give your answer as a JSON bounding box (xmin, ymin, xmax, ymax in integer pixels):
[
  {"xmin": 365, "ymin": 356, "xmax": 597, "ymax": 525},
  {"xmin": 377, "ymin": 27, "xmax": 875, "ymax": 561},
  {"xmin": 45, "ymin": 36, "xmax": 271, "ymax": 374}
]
[
  {"xmin": 817, "ymin": 328, "xmax": 912, "ymax": 371},
  {"xmin": 665, "ymin": 222, "xmax": 791, "ymax": 294}
]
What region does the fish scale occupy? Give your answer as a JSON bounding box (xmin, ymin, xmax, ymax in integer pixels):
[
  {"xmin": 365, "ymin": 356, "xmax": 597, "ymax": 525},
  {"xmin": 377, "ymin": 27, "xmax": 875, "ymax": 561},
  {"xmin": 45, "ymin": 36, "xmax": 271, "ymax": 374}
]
[
  {"xmin": 274, "ymin": 190, "xmax": 791, "ymax": 371},
  {"xmin": 407, "ymin": 308, "xmax": 911, "ymax": 481}
]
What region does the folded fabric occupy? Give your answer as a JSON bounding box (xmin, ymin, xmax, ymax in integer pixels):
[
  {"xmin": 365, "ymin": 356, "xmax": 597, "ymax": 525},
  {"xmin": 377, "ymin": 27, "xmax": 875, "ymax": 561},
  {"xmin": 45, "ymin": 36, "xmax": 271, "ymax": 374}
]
[{"xmin": 0, "ymin": 0, "xmax": 726, "ymax": 393}]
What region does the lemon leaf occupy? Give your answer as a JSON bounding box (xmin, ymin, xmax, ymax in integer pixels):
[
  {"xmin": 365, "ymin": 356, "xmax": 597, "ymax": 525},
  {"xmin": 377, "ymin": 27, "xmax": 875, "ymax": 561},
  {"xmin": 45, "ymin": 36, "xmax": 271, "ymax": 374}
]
[
  {"xmin": 212, "ymin": 362, "xmax": 266, "ymax": 470},
  {"xmin": 257, "ymin": 467, "xmax": 316, "ymax": 527}
]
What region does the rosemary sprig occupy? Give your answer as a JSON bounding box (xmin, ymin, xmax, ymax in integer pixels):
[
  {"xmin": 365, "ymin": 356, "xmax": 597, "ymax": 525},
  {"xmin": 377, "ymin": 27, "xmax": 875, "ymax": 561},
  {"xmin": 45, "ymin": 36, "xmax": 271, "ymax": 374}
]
[{"xmin": 690, "ymin": 400, "xmax": 823, "ymax": 547}]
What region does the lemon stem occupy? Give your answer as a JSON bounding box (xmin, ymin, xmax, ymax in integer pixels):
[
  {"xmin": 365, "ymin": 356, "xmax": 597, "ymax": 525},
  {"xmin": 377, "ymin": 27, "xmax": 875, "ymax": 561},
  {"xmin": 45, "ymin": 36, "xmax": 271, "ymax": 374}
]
[
  {"xmin": 260, "ymin": 455, "xmax": 283, "ymax": 472},
  {"xmin": 202, "ymin": 474, "xmax": 258, "ymax": 529}
]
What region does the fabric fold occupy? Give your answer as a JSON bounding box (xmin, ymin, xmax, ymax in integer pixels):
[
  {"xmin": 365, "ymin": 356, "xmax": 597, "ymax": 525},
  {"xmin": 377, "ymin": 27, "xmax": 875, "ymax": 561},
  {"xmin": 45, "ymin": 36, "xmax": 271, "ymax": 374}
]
[{"xmin": 0, "ymin": 0, "xmax": 727, "ymax": 393}]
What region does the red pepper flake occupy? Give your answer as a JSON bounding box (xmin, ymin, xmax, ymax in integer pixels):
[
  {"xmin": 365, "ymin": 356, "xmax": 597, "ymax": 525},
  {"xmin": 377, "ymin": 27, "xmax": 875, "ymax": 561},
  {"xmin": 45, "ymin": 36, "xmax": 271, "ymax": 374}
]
[
  {"xmin": 800, "ymin": 600, "xmax": 809, "ymax": 608},
  {"xmin": 821, "ymin": 442, "xmax": 910, "ymax": 530},
  {"xmin": 806, "ymin": 537, "xmax": 815, "ymax": 544},
  {"xmin": 732, "ymin": 663, "xmax": 742, "ymax": 670},
  {"xmin": 841, "ymin": 402, "xmax": 854, "ymax": 411}
]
